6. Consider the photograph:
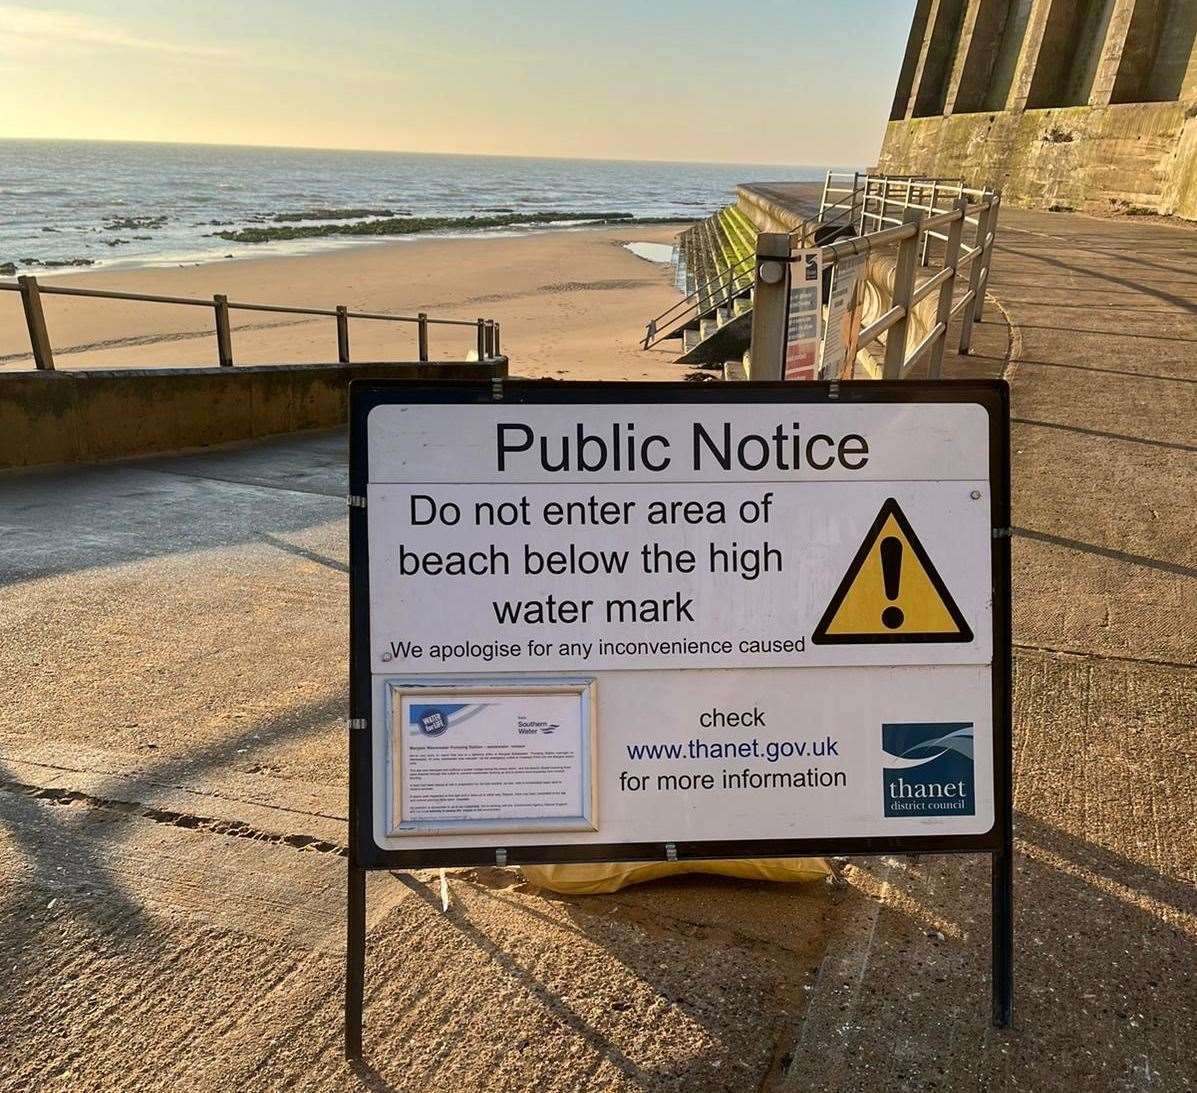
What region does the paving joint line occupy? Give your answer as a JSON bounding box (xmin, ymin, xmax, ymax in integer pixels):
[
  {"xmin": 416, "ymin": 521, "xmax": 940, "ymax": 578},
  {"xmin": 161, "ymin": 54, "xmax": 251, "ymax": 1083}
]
[
  {"xmin": 0, "ymin": 776, "xmax": 349, "ymax": 857},
  {"xmin": 137, "ymin": 466, "xmax": 344, "ymax": 499},
  {"xmin": 1013, "ymin": 642, "xmax": 1195, "ymax": 672},
  {"xmin": 0, "ymin": 752, "xmax": 347, "ymax": 823}
]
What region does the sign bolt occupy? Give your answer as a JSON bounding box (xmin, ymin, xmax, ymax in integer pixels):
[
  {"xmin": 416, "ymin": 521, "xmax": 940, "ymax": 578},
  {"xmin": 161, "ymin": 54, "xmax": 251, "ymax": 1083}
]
[{"xmin": 970, "ymin": 489, "xmax": 982, "ymax": 500}]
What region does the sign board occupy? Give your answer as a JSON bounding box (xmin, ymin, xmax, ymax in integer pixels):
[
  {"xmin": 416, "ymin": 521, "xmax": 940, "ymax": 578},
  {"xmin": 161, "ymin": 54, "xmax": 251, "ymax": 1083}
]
[
  {"xmin": 349, "ymin": 380, "xmax": 1011, "ymax": 870},
  {"xmin": 784, "ymin": 249, "xmax": 823, "ymax": 380},
  {"xmin": 819, "ymin": 252, "xmax": 866, "ymax": 379}
]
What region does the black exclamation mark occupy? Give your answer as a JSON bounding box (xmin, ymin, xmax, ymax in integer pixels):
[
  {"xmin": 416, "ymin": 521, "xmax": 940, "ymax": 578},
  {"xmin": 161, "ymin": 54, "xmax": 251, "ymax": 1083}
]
[{"xmin": 880, "ymin": 536, "xmax": 904, "ymax": 630}]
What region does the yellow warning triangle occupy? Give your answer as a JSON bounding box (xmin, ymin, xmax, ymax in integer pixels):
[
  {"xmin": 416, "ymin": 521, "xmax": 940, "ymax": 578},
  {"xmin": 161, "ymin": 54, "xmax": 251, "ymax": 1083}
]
[{"xmin": 812, "ymin": 498, "xmax": 972, "ymax": 644}]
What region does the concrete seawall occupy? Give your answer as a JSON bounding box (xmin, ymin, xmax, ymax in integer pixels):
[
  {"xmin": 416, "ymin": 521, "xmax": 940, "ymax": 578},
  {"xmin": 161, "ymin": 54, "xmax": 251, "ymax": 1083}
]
[
  {"xmin": 878, "ymin": 103, "xmax": 1197, "ymax": 218},
  {"xmin": 0, "ymin": 360, "xmax": 505, "ymax": 471},
  {"xmin": 880, "ymin": 0, "xmax": 1197, "ymax": 220}
]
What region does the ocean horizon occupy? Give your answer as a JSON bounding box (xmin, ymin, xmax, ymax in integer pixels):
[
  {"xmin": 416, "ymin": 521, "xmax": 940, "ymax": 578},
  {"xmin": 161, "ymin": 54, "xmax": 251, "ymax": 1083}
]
[{"xmin": 2, "ymin": 139, "xmax": 835, "ymax": 276}]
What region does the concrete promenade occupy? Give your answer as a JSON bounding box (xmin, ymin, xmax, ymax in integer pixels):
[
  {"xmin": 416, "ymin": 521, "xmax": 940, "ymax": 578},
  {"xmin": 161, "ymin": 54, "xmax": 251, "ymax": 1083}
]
[{"xmin": 0, "ymin": 208, "xmax": 1194, "ymax": 1090}]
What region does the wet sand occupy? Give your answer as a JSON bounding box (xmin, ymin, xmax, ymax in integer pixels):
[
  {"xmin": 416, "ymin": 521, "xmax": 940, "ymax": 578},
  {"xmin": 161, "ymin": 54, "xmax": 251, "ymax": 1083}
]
[{"xmin": 0, "ymin": 224, "xmax": 692, "ymax": 380}]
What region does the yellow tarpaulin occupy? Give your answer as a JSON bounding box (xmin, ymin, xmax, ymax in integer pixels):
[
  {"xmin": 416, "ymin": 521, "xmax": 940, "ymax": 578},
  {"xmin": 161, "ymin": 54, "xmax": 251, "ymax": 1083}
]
[{"xmin": 521, "ymin": 857, "xmax": 830, "ymax": 895}]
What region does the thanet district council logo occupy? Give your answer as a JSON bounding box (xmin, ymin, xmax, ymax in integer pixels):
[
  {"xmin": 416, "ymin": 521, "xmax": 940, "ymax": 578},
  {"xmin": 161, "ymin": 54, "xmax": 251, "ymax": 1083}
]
[{"xmin": 882, "ymin": 722, "xmax": 975, "ymax": 817}]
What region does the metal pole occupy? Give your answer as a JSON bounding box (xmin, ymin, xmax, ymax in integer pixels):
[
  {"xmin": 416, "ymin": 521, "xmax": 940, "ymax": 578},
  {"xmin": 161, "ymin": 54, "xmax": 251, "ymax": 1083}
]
[
  {"xmin": 17, "ymin": 275, "xmax": 54, "ymax": 371},
  {"xmin": 992, "ymin": 846, "xmax": 1013, "ymax": 1027},
  {"xmin": 336, "ymin": 306, "xmax": 350, "ymax": 364},
  {"xmin": 476, "ymin": 319, "xmax": 486, "ymax": 360},
  {"xmin": 921, "ymin": 181, "xmax": 939, "ymax": 267},
  {"xmin": 345, "ymin": 863, "xmax": 366, "ymax": 1058},
  {"xmin": 417, "ymin": 313, "xmax": 429, "ymax": 362},
  {"xmin": 493, "ymin": 322, "xmax": 501, "ymax": 357},
  {"xmin": 883, "ymin": 212, "xmax": 921, "ymax": 379},
  {"xmin": 748, "ymin": 233, "xmax": 791, "ymax": 382},
  {"xmin": 974, "ymin": 194, "xmax": 1000, "ymax": 322},
  {"xmin": 485, "ymin": 320, "xmax": 495, "ymax": 359},
  {"xmin": 929, "ymin": 198, "xmax": 967, "ymax": 379},
  {"xmin": 214, "ymin": 294, "xmax": 233, "ymax": 367},
  {"xmin": 958, "ymin": 199, "xmax": 993, "ymax": 354}
]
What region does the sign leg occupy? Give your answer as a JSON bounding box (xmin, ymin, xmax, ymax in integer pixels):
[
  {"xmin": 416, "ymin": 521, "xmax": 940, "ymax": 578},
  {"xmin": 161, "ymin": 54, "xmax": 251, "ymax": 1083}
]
[
  {"xmin": 991, "ymin": 847, "xmax": 1013, "ymax": 1028},
  {"xmin": 345, "ymin": 862, "xmax": 366, "ymax": 1059}
]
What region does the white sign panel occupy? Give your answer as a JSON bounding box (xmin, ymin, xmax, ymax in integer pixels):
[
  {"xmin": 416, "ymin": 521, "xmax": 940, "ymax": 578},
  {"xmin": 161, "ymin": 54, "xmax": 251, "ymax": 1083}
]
[
  {"xmin": 366, "ymin": 402, "xmax": 992, "ymax": 674},
  {"xmin": 355, "ymin": 388, "xmax": 1007, "ymax": 859}
]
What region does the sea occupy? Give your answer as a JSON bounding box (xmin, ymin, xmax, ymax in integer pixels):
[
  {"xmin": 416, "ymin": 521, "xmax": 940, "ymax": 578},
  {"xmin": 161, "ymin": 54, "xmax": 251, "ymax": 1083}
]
[{"xmin": 1, "ymin": 140, "xmax": 830, "ymax": 275}]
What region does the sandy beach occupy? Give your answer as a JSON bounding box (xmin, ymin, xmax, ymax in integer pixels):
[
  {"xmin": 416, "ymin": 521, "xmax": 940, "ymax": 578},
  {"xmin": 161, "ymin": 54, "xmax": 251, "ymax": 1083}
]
[{"xmin": 0, "ymin": 224, "xmax": 693, "ymax": 380}]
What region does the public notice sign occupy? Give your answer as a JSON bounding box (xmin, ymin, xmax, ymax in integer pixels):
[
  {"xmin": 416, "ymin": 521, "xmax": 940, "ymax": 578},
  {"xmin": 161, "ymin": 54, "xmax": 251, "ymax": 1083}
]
[{"xmin": 349, "ymin": 380, "xmax": 1011, "ymax": 869}]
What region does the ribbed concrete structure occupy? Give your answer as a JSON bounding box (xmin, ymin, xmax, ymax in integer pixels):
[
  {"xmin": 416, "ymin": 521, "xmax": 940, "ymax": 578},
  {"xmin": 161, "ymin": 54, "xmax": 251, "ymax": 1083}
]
[{"xmin": 878, "ymin": 0, "xmax": 1197, "ymax": 219}]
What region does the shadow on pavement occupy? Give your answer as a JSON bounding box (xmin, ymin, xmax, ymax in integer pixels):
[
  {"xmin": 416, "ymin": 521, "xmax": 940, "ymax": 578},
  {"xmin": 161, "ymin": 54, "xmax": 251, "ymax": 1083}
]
[{"xmin": 0, "ymin": 431, "xmax": 347, "ymax": 585}]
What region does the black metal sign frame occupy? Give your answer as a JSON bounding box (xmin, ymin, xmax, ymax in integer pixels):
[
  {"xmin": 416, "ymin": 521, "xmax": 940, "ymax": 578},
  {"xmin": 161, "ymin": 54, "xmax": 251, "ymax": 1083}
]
[{"xmin": 345, "ymin": 379, "xmax": 1013, "ymax": 1056}]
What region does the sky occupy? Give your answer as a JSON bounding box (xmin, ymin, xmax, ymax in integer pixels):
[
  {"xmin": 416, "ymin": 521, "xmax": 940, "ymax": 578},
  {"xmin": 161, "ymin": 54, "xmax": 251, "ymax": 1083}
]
[{"xmin": 0, "ymin": 0, "xmax": 914, "ymax": 166}]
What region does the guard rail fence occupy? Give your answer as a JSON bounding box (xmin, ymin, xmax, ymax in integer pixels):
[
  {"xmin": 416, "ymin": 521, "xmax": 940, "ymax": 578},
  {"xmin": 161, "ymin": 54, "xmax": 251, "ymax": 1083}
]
[{"xmin": 0, "ymin": 277, "xmax": 502, "ymax": 370}]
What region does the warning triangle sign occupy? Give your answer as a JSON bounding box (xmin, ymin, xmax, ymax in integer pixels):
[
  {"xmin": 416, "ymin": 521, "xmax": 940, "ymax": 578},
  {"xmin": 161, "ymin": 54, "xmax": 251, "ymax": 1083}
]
[{"xmin": 812, "ymin": 498, "xmax": 973, "ymax": 644}]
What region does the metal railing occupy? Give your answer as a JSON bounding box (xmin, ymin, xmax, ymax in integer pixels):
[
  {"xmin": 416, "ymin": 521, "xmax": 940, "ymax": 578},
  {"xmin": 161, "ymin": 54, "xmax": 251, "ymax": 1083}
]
[
  {"xmin": 746, "ymin": 172, "xmax": 1001, "ymax": 381},
  {"xmin": 829, "ymin": 173, "xmax": 989, "ymax": 268},
  {"xmin": 0, "ymin": 275, "xmax": 503, "ymax": 371},
  {"xmin": 642, "ymin": 253, "xmax": 755, "ymax": 350},
  {"xmin": 793, "ymin": 170, "xmax": 866, "ymax": 244},
  {"xmin": 643, "ymin": 176, "xmax": 872, "ymax": 353}
]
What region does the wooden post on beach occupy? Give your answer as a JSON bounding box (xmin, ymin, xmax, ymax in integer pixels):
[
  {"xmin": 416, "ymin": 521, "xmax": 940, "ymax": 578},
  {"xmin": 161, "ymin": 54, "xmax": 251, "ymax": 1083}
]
[
  {"xmin": 476, "ymin": 319, "xmax": 486, "ymax": 360},
  {"xmin": 17, "ymin": 276, "xmax": 54, "ymax": 371},
  {"xmin": 336, "ymin": 306, "xmax": 350, "ymax": 363},
  {"xmin": 214, "ymin": 294, "xmax": 233, "ymax": 367},
  {"xmin": 417, "ymin": 313, "xmax": 429, "ymax": 361}
]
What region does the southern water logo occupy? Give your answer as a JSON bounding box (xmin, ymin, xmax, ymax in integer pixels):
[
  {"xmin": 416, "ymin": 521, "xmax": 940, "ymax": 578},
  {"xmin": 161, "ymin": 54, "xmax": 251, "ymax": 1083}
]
[
  {"xmin": 882, "ymin": 722, "xmax": 975, "ymax": 817},
  {"xmin": 409, "ymin": 703, "xmax": 491, "ymax": 738}
]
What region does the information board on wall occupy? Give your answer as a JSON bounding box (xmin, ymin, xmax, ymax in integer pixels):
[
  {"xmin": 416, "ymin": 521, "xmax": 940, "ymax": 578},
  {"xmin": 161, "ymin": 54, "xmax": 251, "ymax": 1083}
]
[
  {"xmin": 349, "ymin": 380, "xmax": 1011, "ymax": 868},
  {"xmin": 820, "ymin": 252, "xmax": 866, "ymax": 379},
  {"xmin": 784, "ymin": 249, "xmax": 823, "ymax": 381}
]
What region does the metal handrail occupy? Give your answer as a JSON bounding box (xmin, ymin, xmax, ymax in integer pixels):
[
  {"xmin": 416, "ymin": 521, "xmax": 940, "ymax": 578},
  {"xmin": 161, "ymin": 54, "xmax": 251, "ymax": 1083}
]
[
  {"xmin": 645, "ymin": 182, "xmax": 875, "ymax": 352},
  {"xmin": 642, "ymin": 252, "xmax": 755, "ymax": 349},
  {"xmin": 736, "ymin": 171, "xmax": 1002, "ymax": 382},
  {"xmin": 1, "ymin": 275, "xmax": 496, "ymax": 370},
  {"xmin": 0, "ymin": 279, "xmax": 478, "ymax": 326}
]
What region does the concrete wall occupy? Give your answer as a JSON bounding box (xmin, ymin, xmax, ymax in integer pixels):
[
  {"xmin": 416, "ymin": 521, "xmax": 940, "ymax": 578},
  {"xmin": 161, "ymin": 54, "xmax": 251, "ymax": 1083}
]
[
  {"xmin": 881, "ymin": 0, "xmax": 1197, "ymax": 218},
  {"xmin": 878, "ymin": 101, "xmax": 1195, "ymax": 216},
  {"xmin": 734, "ymin": 187, "xmax": 809, "ymax": 233},
  {"xmin": 0, "ymin": 360, "xmax": 505, "ymax": 472}
]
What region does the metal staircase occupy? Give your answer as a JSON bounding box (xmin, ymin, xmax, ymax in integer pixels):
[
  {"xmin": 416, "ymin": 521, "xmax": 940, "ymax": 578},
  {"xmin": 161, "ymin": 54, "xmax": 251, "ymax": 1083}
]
[
  {"xmin": 643, "ymin": 197, "xmax": 857, "ymax": 367},
  {"xmin": 643, "ymin": 205, "xmax": 757, "ymax": 365}
]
